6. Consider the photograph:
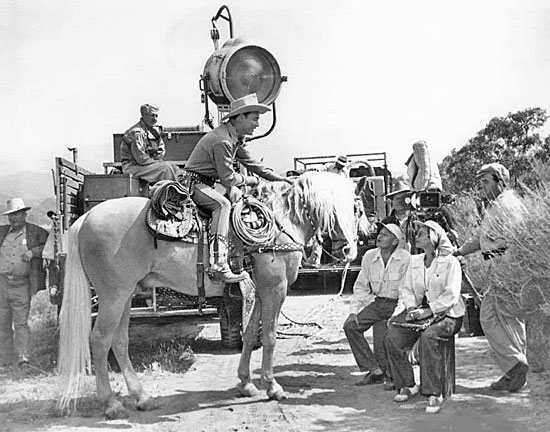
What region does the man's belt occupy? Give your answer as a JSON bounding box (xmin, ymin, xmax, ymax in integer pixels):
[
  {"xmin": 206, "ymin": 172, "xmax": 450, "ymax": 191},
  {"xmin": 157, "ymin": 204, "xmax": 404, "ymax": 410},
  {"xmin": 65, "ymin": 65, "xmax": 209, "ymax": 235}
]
[
  {"xmin": 184, "ymin": 170, "xmax": 217, "ymax": 188},
  {"xmin": 0, "ymin": 273, "xmax": 29, "ymax": 281},
  {"xmin": 375, "ymin": 296, "xmax": 398, "ymax": 302}
]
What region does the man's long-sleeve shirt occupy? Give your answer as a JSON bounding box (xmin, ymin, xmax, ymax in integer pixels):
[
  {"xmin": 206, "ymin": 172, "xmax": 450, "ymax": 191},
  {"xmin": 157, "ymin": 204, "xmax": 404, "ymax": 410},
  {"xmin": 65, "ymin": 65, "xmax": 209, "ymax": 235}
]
[
  {"xmin": 185, "ymin": 122, "xmax": 284, "ymax": 188},
  {"xmin": 350, "ymin": 247, "xmax": 411, "ymax": 314},
  {"xmin": 120, "ymin": 120, "xmax": 165, "ymax": 166}
]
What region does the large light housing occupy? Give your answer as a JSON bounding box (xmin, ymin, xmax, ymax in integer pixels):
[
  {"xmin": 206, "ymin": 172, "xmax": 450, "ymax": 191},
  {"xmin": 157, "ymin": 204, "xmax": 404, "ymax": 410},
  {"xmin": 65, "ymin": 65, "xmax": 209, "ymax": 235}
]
[{"xmin": 203, "ymin": 38, "xmax": 282, "ymax": 110}]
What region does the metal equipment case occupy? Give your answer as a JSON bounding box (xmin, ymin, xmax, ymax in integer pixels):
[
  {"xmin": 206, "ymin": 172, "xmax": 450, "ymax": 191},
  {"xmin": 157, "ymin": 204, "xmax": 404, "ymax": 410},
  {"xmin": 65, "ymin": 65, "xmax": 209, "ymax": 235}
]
[{"xmin": 82, "ymin": 173, "xmax": 149, "ymax": 212}]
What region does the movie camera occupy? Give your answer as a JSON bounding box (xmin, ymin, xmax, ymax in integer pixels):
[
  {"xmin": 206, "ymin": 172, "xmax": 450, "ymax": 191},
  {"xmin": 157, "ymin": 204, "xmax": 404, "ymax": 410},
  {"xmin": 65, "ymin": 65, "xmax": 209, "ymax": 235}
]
[{"xmin": 407, "ymin": 190, "xmax": 455, "ymax": 215}]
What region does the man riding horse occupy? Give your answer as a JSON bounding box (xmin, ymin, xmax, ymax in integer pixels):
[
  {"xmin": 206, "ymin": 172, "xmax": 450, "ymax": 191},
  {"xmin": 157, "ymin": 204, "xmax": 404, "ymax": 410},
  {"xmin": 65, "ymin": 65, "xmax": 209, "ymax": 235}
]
[{"xmin": 184, "ymin": 93, "xmax": 293, "ymax": 283}]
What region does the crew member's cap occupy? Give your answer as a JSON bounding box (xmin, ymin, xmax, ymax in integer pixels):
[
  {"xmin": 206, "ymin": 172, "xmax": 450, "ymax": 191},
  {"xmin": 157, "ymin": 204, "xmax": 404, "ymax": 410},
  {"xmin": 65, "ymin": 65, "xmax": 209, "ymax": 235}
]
[
  {"xmin": 377, "ymin": 222, "xmax": 405, "ymax": 243},
  {"xmin": 335, "ymin": 155, "xmax": 349, "ymax": 169},
  {"xmin": 221, "ymin": 93, "xmax": 271, "ymax": 120},
  {"xmin": 386, "ymin": 179, "xmax": 411, "ymax": 197},
  {"xmin": 3, "ymin": 198, "xmax": 32, "ymax": 215},
  {"xmin": 475, "ymin": 163, "xmax": 510, "ymax": 185}
]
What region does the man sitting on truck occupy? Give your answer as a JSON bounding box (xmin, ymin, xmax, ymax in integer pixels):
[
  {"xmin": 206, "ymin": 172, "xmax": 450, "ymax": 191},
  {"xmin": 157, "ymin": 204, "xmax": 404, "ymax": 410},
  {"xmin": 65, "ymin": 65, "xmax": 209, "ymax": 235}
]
[
  {"xmin": 184, "ymin": 93, "xmax": 292, "ymax": 283},
  {"xmin": 120, "ymin": 104, "xmax": 180, "ymax": 184}
]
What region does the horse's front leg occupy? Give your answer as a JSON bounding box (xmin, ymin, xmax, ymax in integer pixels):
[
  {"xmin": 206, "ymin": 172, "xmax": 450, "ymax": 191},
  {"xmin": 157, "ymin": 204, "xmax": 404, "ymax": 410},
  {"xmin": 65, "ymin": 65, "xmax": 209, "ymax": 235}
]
[
  {"xmin": 260, "ymin": 281, "xmax": 287, "ymax": 401},
  {"xmin": 237, "ymin": 301, "xmax": 261, "ymax": 397}
]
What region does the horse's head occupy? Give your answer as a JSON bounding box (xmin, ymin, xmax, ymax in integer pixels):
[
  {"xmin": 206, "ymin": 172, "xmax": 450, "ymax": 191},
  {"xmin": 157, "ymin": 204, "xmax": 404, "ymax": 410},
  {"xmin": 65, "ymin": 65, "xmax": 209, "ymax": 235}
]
[{"xmin": 290, "ymin": 172, "xmax": 357, "ymax": 263}]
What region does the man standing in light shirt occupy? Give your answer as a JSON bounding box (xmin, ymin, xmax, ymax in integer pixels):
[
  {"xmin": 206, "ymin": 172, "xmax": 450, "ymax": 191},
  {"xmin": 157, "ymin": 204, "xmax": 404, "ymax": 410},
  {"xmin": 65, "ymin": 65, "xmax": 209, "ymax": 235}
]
[
  {"xmin": 343, "ymin": 223, "xmax": 410, "ymax": 387},
  {"xmin": 0, "ymin": 198, "xmax": 48, "ymax": 368},
  {"xmin": 455, "ymin": 163, "xmax": 529, "ymax": 392}
]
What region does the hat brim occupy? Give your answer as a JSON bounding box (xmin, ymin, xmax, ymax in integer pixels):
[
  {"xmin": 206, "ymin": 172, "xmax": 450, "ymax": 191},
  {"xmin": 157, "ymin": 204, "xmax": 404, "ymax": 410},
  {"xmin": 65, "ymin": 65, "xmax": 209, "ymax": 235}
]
[
  {"xmin": 3, "ymin": 206, "xmax": 31, "ymax": 215},
  {"xmin": 221, "ymin": 104, "xmax": 271, "ymax": 121},
  {"xmin": 376, "ymin": 222, "xmax": 404, "ymax": 242},
  {"xmin": 386, "ymin": 189, "xmax": 410, "ymax": 198}
]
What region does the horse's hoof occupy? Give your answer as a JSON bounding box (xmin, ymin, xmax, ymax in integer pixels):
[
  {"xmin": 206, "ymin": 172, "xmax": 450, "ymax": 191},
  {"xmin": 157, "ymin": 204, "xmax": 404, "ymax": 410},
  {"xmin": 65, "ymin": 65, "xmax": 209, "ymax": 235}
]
[
  {"xmin": 136, "ymin": 397, "xmax": 158, "ymax": 411},
  {"xmin": 267, "ymin": 387, "xmax": 288, "ymax": 401},
  {"xmin": 104, "ymin": 401, "xmax": 129, "ymax": 420},
  {"xmin": 237, "ymin": 382, "xmax": 260, "ymax": 397}
]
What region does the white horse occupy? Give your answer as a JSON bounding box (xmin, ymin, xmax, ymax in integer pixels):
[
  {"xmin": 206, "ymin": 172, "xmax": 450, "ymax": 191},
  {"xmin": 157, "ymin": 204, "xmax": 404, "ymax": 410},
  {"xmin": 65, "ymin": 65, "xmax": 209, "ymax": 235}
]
[{"xmin": 57, "ymin": 171, "xmax": 357, "ymax": 418}]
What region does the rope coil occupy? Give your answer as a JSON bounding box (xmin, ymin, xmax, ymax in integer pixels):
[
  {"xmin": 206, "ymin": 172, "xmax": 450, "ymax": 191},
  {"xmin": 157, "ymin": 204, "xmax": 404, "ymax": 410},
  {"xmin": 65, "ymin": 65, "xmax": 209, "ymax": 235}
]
[{"xmin": 231, "ymin": 196, "xmax": 277, "ymax": 247}]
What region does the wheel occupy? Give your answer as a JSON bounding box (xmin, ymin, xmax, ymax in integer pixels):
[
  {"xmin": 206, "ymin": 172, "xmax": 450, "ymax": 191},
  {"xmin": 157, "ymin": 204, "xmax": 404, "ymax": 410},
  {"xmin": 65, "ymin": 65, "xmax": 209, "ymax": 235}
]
[{"xmin": 217, "ymin": 301, "xmax": 243, "ymax": 349}]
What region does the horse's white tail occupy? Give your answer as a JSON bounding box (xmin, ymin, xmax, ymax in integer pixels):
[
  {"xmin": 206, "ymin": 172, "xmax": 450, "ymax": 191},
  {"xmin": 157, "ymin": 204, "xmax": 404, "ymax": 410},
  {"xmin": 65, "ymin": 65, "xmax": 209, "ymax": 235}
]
[{"xmin": 57, "ymin": 216, "xmax": 92, "ymax": 413}]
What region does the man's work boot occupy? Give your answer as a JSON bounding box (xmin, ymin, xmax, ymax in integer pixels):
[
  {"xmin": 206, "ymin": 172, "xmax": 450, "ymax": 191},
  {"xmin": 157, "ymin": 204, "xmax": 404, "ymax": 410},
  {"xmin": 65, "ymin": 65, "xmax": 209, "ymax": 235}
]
[
  {"xmin": 507, "ymin": 362, "xmax": 529, "ymax": 392},
  {"xmin": 490, "ymin": 375, "xmax": 511, "ymax": 391},
  {"xmin": 209, "ymin": 234, "xmax": 247, "ymax": 283}
]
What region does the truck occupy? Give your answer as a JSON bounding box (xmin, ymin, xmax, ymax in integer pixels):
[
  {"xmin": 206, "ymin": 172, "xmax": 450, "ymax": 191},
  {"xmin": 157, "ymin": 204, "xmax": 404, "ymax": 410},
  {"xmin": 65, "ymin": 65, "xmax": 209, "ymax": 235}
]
[
  {"xmin": 47, "ymin": 6, "xmax": 285, "ymax": 348},
  {"xmin": 290, "ymin": 152, "xmax": 392, "ymax": 292}
]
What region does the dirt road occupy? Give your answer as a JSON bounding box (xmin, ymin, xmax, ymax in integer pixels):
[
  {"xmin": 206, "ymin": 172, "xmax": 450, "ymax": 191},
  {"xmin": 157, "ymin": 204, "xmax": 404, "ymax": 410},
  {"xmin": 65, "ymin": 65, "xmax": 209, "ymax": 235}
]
[{"xmin": 1, "ymin": 293, "xmax": 549, "ymax": 432}]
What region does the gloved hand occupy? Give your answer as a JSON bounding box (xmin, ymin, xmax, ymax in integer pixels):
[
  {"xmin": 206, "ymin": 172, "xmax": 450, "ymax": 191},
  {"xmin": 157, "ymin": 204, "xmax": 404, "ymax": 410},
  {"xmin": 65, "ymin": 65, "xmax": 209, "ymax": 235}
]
[
  {"xmin": 245, "ymin": 176, "xmax": 259, "ymax": 187},
  {"xmin": 227, "ymin": 186, "xmax": 243, "ymax": 203}
]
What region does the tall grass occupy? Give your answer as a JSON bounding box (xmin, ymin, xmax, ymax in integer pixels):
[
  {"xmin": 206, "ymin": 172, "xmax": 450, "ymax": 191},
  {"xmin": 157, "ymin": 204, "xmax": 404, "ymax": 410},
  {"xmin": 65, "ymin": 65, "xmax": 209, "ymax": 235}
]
[
  {"xmin": 27, "ymin": 291, "xmax": 195, "ymax": 374},
  {"xmin": 451, "ymin": 173, "xmax": 550, "ymax": 317}
]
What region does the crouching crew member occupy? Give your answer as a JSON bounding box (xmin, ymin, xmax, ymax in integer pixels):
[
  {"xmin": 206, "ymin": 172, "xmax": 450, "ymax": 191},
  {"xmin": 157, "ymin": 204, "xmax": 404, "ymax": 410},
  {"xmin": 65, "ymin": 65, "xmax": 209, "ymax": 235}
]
[
  {"xmin": 344, "ymin": 223, "xmax": 410, "ymax": 388},
  {"xmin": 386, "ymin": 220, "xmax": 464, "ymax": 414}
]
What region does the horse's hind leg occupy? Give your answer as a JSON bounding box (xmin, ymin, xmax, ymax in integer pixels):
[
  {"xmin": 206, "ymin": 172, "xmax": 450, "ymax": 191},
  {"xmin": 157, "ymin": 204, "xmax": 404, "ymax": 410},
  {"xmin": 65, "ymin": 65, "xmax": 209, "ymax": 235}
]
[
  {"xmin": 237, "ymin": 301, "xmax": 261, "ymax": 397},
  {"xmin": 111, "ymin": 295, "xmax": 154, "ymax": 411},
  {"xmin": 90, "ymin": 294, "xmax": 131, "ymax": 420},
  {"xmin": 260, "ymin": 281, "xmax": 287, "ymax": 401}
]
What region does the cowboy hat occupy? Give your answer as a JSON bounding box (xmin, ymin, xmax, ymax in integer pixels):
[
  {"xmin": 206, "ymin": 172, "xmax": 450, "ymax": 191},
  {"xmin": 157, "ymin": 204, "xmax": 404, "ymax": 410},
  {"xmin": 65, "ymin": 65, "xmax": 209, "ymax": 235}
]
[
  {"xmin": 335, "ymin": 155, "xmax": 349, "ymax": 169},
  {"xmin": 221, "ymin": 93, "xmax": 271, "ymax": 121},
  {"xmin": 3, "ymin": 198, "xmax": 32, "ymax": 215},
  {"xmin": 386, "ymin": 179, "xmax": 411, "ymax": 197}
]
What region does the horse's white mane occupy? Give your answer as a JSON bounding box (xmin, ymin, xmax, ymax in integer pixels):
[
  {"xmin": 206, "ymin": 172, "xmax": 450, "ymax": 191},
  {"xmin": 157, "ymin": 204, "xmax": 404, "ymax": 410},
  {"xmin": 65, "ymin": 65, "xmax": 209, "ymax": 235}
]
[{"xmin": 256, "ymin": 171, "xmax": 356, "ymax": 238}]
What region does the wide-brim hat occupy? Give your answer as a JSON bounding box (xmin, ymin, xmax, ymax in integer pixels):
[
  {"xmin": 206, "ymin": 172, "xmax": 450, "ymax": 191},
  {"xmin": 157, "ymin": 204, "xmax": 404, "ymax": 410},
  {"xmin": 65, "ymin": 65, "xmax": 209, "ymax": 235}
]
[
  {"xmin": 386, "ymin": 179, "xmax": 411, "ymax": 197},
  {"xmin": 335, "ymin": 155, "xmax": 349, "ymax": 169},
  {"xmin": 3, "ymin": 198, "xmax": 32, "ymax": 215},
  {"xmin": 221, "ymin": 93, "xmax": 271, "ymax": 121}
]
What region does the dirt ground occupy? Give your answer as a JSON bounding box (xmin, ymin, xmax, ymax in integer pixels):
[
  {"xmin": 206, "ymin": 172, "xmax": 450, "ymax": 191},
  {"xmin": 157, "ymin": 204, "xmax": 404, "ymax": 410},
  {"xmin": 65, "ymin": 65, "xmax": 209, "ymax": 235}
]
[{"xmin": 1, "ymin": 292, "xmax": 549, "ymax": 432}]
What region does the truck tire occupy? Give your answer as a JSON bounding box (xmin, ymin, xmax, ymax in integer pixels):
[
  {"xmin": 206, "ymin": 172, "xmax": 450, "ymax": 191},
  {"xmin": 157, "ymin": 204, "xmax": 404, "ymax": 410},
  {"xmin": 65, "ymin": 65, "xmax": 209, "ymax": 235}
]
[{"xmin": 218, "ymin": 301, "xmax": 243, "ymax": 349}]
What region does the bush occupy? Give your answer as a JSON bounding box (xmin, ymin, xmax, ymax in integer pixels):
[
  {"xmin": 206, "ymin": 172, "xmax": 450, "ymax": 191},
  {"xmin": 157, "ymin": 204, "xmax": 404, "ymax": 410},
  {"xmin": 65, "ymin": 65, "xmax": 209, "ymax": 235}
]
[{"xmin": 451, "ymin": 179, "xmax": 550, "ymax": 316}]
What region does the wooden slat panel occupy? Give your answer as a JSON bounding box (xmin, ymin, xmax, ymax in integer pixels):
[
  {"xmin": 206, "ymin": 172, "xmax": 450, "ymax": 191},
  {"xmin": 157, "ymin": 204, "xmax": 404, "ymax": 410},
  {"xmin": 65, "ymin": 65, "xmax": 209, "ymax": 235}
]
[
  {"xmin": 57, "ymin": 157, "xmax": 93, "ymax": 175},
  {"xmin": 66, "ymin": 194, "xmax": 79, "ymax": 206},
  {"xmin": 61, "ymin": 177, "xmax": 82, "ymax": 192},
  {"xmin": 59, "ymin": 166, "xmax": 86, "ymax": 183}
]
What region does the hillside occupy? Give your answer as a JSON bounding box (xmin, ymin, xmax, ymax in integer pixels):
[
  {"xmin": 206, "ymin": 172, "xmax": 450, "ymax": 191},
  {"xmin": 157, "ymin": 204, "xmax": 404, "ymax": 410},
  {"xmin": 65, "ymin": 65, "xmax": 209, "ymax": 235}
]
[{"xmin": 0, "ymin": 172, "xmax": 56, "ymax": 227}]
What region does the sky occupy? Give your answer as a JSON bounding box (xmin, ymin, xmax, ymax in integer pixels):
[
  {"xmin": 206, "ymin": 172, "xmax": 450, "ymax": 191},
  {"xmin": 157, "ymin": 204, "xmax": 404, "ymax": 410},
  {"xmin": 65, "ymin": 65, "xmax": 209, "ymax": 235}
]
[{"xmin": 2, "ymin": 0, "xmax": 550, "ymax": 179}]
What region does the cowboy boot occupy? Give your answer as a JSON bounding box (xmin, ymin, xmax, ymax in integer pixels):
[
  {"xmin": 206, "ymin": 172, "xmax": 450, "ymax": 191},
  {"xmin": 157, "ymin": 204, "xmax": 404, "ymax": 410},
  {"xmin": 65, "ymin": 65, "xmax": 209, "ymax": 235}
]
[{"xmin": 209, "ymin": 234, "xmax": 247, "ymax": 283}]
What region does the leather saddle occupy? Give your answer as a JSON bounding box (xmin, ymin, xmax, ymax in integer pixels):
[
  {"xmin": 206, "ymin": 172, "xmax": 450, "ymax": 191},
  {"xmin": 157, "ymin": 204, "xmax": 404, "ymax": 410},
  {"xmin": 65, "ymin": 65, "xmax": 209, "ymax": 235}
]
[{"xmin": 146, "ymin": 180, "xmax": 208, "ymax": 243}]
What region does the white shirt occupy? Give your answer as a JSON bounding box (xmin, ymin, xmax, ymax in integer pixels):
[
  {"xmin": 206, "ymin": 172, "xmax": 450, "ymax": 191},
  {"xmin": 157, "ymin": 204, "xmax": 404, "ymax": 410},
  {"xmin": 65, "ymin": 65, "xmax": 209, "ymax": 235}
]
[
  {"xmin": 395, "ymin": 253, "xmax": 465, "ymax": 318},
  {"xmin": 350, "ymin": 247, "xmax": 411, "ymax": 314}
]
